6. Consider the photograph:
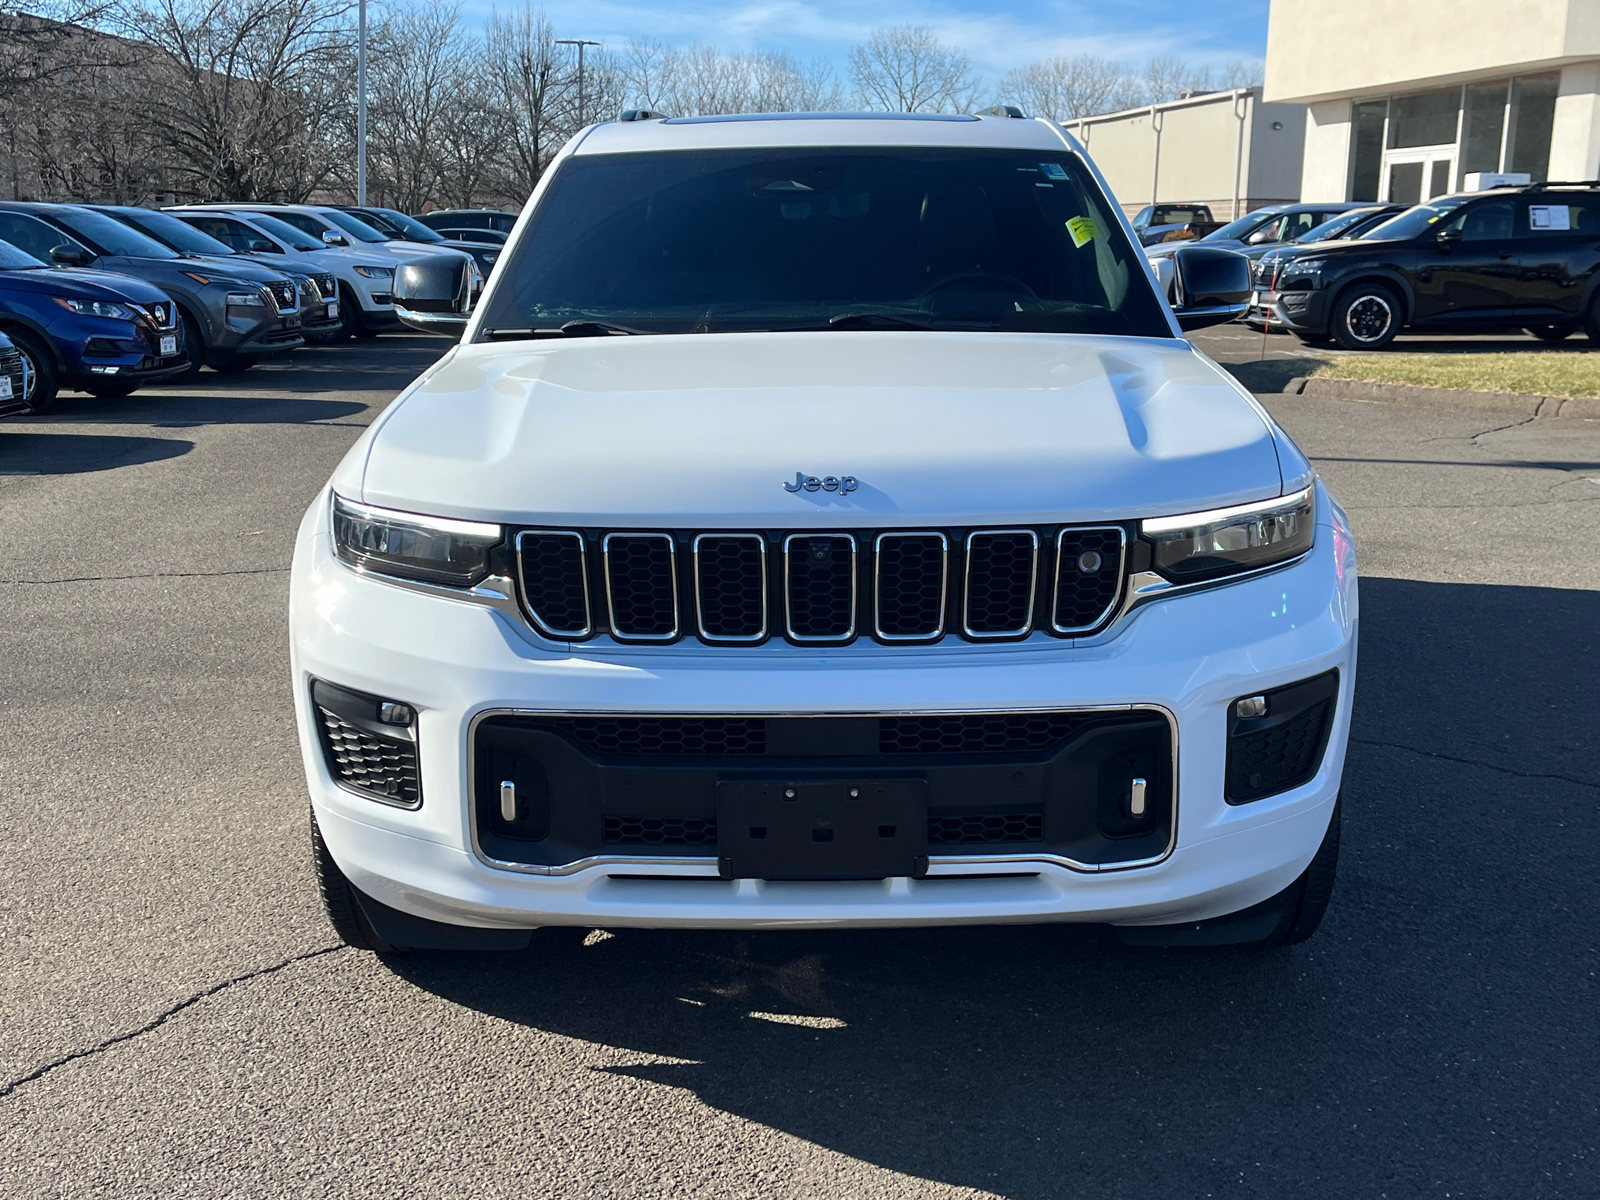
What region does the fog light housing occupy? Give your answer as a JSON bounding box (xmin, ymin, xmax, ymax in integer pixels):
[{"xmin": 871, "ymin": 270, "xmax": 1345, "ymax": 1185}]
[
  {"xmin": 1226, "ymin": 670, "xmax": 1339, "ymax": 804},
  {"xmin": 310, "ymin": 679, "xmax": 421, "ymax": 808}
]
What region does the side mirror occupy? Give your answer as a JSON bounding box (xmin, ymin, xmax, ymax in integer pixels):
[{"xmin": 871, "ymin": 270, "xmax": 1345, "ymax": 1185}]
[
  {"xmin": 393, "ymin": 254, "xmax": 470, "ymax": 337},
  {"xmin": 321, "ymin": 230, "xmax": 348, "ymax": 247},
  {"xmin": 1435, "ymin": 227, "xmax": 1462, "ymax": 247},
  {"xmin": 50, "ymin": 243, "xmax": 91, "ymax": 266},
  {"xmin": 1169, "ymin": 245, "xmax": 1251, "ymax": 331},
  {"xmin": 247, "ymin": 239, "xmax": 278, "ymax": 253}
]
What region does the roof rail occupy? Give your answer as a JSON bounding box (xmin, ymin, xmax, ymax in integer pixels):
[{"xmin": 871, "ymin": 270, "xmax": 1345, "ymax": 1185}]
[
  {"xmin": 618, "ymin": 109, "xmax": 668, "ymax": 122},
  {"xmin": 1514, "ymin": 179, "xmax": 1600, "ymax": 190},
  {"xmin": 977, "ymin": 105, "xmax": 1027, "ymax": 119}
]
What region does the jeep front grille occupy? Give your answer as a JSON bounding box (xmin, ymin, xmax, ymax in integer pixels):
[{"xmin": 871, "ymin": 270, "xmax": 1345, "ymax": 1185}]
[{"xmin": 514, "ymin": 524, "xmax": 1127, "ymax": 646}]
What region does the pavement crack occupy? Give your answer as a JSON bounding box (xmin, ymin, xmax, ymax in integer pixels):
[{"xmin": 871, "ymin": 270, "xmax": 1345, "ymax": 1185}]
[
  {"xmin": 0, "ymin": 567, "xmax": 289, "ymax": 585},
  {"xmin": 1351, "ymin": 737, "xmax": 1598, "ymax": 789},
  {"xmin": 0, "ymin": 945, "xmax": 346, "ymax": 1101}
]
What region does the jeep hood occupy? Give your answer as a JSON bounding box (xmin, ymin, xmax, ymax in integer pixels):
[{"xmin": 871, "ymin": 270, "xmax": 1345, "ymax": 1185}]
[{"xmin": 356, "ymin": 332, "xmax": 1291, "ymax": 527}]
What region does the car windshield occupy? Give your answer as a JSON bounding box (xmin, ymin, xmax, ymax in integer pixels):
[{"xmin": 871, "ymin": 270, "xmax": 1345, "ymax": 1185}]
[
  {"xmin": 51, "ymin": 208, "xmax": 178, "ymax": 258},
  {"xmin": 1295, "ymin": 209, "xmax": 1380, "ymax": 242},
  {"xmin": 243, "ymin": 213, "xmax": 324, "ymax": 251},
  {"xmin": 0, "ymin": 240, "xmax": 45, "ymax": 269},
  {"xmin": 373, "ymin": 208, "xmax": 444, "ymax": 242},
  {"xmin": 1359, "ymin": 197, "xmax": 1473, "ymax": 241},
  {"xmin": 114, "ymin": 209, "xmax": 236, "ymax": 256},
  {"xmin": 1203, "ymin": 211, "xmax": 1278, "ymax": 242},
  {"xmin": 478, "ymin": 147, "xmax": 1170, "ymax": 338},
  {"xmin": 320, "ymin": 209, "xmax": 390, "ymax": 243}
]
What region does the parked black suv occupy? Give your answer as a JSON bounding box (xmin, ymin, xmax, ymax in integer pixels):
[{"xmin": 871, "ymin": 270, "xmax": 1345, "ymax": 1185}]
[{"xmin": 1262, "ymin": 184, "xmax": 1600, "ymax": 349}]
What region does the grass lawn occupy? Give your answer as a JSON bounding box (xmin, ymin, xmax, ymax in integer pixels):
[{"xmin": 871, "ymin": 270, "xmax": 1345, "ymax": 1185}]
[{"xmin": 1311, "ymin": 350, "xmax": 1600, "ymax": 398}]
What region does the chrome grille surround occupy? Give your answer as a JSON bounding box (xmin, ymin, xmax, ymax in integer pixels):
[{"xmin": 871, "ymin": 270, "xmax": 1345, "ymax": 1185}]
[
  {"xmin": 961, "ymin": 529, "xmax": 1039, "ymax": 639},
  {"xmin": 516, "ymin": 530, "xmax": 593, "ymax": 638},
  {"xmin": 603, "ymin": 532, "xmax": 679, "ymax": 642},
  {"xmin": 1051, "ymin": 525, "xmax": 1127, "ymax": 634},
  {"xmin": 693, "ymin": 532, "xmax": 768, "ymax": 643},
  {"xmin": 783, "ymin": 532, "xmax": 857, "ymax": 643},
  {"xmin": 873, "ymin": 531, "xmax": 948, "ymax": 642}
]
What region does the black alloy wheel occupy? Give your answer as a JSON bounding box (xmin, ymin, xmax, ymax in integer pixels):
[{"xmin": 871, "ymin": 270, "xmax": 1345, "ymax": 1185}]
[
  {"xmin": 1331, "ymin": 283, "xmax": 1400, "ymax": 350},
  {"xmin": 81, "ymin": 378, "xmax": 139, "ymax": 398},
  {"xmin": 173, "ymin": 308, "xmax": 206, "ymax": 382},
  {"xmin": 1525, "ymin": 324, "xmax": 1575, "ymax": 343},
  {"xmin": 6, "ymin": 327, "xmax": 60, "ymax": 413}
]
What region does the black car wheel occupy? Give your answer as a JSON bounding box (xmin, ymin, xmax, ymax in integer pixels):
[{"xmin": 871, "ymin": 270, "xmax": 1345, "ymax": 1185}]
[
  {"xmin": 6, "ymin": 328, "xmax": 60, "ymax": 413},
  {"xmin": 173, "ymin": 308, "xmax": 206, "ymax": 382},
  {"xmin": 1330, "ymin": 283, "xmax": 1400, "ymax": 350},
  {"xmin": 335, "ymin": 285, "xmax": 362, "ymax": 340},
  {"xmin": 1525, "ymin": 324, "xmax": 1575, "ymax": 343},
  {"xmin": 81, "ymin": 378, "xmax": 139, "ymax": 398}
]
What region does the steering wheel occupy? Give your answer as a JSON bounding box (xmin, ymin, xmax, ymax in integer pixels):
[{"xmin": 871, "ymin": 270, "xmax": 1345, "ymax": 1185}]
[{"xmin": 916, "ymin": 271, "xmax": 1038, "ymax": 301}]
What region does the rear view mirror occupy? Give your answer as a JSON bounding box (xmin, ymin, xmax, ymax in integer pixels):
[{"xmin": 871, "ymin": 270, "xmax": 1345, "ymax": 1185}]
[
  {"xmin": 1168, "ymin": 245, "xmax": 1251, "ymax": 332},
  {"xmin": 50, "ymin": 243, "xmax": 91, "ymax": 267},
  {"xmin": 394, "ymin": 254, "xmax": 471, "ymax": 338}
]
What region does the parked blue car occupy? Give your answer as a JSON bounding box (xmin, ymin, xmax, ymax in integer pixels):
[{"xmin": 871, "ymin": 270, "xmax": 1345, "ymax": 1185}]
[{"xmin": 0, "ymin": 238, "xmax": 188, "ymax": 410}]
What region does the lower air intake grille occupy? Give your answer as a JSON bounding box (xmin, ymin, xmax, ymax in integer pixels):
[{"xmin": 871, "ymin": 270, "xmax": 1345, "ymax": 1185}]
[
  {"xmin": 556, "ymin": 717, "xmax": 768, "ymax": 756},
  {"xmin": 928, "ymin": 813, "xmax": 1044, "ymax": 845},
  {"xmin": 604, "ymin": 816, "xmax": 718, "ymax": 845},
  {"xmin": 879, "ymin": 713, "xmax": 1093, "ymax": 755},
  {"xmin": 314, "ymin": 706, "xmax": 419, "ymax": 805}
]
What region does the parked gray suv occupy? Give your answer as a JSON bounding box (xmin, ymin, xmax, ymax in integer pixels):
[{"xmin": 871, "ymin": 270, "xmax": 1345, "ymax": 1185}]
[{"xmin": 0, "ymin": 202, "xmax": 304, "ymax": 379}]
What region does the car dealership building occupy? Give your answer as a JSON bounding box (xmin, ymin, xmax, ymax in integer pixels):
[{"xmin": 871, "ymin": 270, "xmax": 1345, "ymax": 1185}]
[{"xmin": 1267, "ymin": 0, "xmax": 1600, "ymax": 204}]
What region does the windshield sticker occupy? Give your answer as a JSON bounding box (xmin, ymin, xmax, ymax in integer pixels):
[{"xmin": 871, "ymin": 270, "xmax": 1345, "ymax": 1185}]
[
  {"xmin": 1066, "ymin": 215, "xmax": 1099, "ymax": 247},
  {"xmin": 1040, "ymin": 162, "xmax": 1069, "ymax": 180},
  {"xmin": 1529, "ymin": 204, "xmax": 1571, "ymax": 231}
]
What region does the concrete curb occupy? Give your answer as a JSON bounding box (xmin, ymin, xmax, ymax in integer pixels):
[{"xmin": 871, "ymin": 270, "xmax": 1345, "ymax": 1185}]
[{"xmin": 1271, "ymin": 375, "xmax": 1600, "ymax": 421}]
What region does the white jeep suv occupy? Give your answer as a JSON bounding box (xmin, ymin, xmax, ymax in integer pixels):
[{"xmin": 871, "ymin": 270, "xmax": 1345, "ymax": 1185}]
[{"xmin": 291, "ymin": 112, "xmax": 1356, "ymax": 952}]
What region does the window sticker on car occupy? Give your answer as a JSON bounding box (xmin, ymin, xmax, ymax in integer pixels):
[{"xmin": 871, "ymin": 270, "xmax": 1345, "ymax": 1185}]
[
  {"xmin": 1529, "ymin": 205, "xmax": 1571, "ymax": 232},
  {"xmin": 1066, "ymin": 215, "xmax": 1100, "ymax": 247},
  {"xmin": 1040, "ymin": 162, "xmax": 1069, "ymax": 180}
]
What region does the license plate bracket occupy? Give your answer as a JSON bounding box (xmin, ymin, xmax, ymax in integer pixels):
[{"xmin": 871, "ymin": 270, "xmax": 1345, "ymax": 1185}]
[
  {"xmin": 717, "ymin": 779, "xmax": 928, "ymax": 880},
  {"xmin": 159, "ymin": 335, "xmax": 177, "ymax": 356}
]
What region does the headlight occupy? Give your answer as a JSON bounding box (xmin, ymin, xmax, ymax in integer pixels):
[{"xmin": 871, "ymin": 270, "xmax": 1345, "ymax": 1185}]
[
  {"xmin": 332, "ymin": 494, "xmax": 501, "ymax": 587},
  {"xmin": 1142, "ymin": 487, "xmax": 1315, "ymax": 583},
  {"xmin": 54, "ymin": 297, "xmax": 138, "ymax": 320},
  {"xmin": 1275, "ymin": 257, "xmax": 1327, "ymax": 286},
  {"xmin": 226, "ymin": 290, "xmax": 266, "ymax": 307},
  {"xmin": 353, "ymin": 265, "xmax": 394, "ymax": 280}
]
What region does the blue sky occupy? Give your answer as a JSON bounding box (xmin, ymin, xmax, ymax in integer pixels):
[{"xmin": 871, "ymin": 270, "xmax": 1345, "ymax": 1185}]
[{"xmin": 457, "ymin": 0, "xmax": 1272, "ymax": 83}]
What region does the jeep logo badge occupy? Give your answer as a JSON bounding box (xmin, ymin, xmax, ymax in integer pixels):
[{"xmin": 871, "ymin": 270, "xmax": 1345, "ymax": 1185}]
[{"xmin": 783, "ymin": 472, "xmax": 860, "ymax": 495}]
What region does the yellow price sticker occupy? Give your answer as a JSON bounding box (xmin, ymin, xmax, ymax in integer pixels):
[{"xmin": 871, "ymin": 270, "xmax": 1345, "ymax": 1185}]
[{"xmin": 1066, "ymin": 215, "xmax": 1099, "ymax": 247}]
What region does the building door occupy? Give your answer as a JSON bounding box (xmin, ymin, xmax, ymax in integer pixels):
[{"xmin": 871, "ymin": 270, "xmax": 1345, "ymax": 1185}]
[{"xmin": 1381, "ymin": 148, "xmax": 1457, "ymax": 206}]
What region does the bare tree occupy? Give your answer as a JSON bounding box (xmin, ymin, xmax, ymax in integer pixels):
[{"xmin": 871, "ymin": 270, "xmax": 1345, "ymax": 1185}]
[
  {"xmin": 365, "ymin": 1, "xmax": 468, "ymax": 211},
  {"xmin": 849, "ymin": 24, "xmax": 978, "ymax": 114},
  {"xmin": 484, "ymin": 3, "xmax": 566, "ymax": 199},
  {"xmin": 120, "ymin": 0, "xmax": 353, "ymax": 200},
  {"xmin": 1141, "ymin": 54, "xmax": 1215, "ymax": 105},
  {"xmin": 998, "ymin": 53, "xmax": 1127, "ymax": 122},
  {"xmin": 1221, "ymin": 60, "xmax": 1264, "ymax": 89},
  {"xmin": 618, "ymin": 40, "xmax": 841, "ymax": 117}
]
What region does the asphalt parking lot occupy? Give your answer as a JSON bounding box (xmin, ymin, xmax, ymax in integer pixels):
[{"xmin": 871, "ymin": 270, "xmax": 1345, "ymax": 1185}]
[{"xmin": 1, "ymin": 335, "xmax": 1597, "ymax": 1199}]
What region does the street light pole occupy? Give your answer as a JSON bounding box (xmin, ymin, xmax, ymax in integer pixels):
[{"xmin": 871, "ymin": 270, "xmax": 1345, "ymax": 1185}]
[
  {"xmin": 357, "ymin": 0, "xmax": 367, "ymax": 205},
  {"xmin": 556, "ymin": 39, "xmax": 601, "ymax": 127}
]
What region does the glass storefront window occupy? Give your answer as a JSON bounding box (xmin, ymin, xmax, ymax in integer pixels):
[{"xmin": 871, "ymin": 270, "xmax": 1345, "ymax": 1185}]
[
  {"xmin": 1387, "ymin": 89, "xmax": 1460, "ymax": 149},
  {"xmin": 1461, "ymin": 80, "xmax": 1509, "ymax": 177},
  {"xmin": 1351, "ymin": 100, "xmax": 1386, "ymax": 202},
  {"xmin": 1509, "ymin": 73, "xmax": 1559, "ymax": 182}
]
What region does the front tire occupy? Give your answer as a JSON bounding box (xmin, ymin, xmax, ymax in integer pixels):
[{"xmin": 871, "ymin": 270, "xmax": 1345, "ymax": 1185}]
[
  {"xmin": 6, "ymin": 327, "xmax": 60, "ymax": 412},
  {"xmin": 1330, "ymin": 283, "xmax": 1401, "ymax": 350},
  {"xmin": 1526, "ymin": 324, "xmax": 1575, "ymax": 343},
  {"xmin": 173, "ymin": 309, "xmax": 205, "ymax": 382},
  {"xmin": 311, "ymin": 808, "xmax": 396, "ymax": 952}
]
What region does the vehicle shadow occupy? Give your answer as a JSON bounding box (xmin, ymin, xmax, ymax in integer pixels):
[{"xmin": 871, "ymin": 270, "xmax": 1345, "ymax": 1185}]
[
  {"xmin": 1222, "ymin": 356, "xmax": 1327, "ymax": 393},
  {"xmin": 386, "ymin": 577, "xmax": 1600, "ymax": 1197},
  {"xmin": 0, "ymin": 432, "xmax": 193, "ymax": 474},
  {"xmin": 29, "ymin": 392, "xmax": 369, "ymax": 427}
]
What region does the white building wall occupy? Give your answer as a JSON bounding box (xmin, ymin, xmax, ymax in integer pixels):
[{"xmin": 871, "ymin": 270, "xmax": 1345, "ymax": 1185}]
[
  {"xmin": 1299, "ymin": 100, "xmax": 1353, "ymax": 201},
  {"xmin": 1549, "ymin": 61, "xmax": 1600, "ymax": 180}
]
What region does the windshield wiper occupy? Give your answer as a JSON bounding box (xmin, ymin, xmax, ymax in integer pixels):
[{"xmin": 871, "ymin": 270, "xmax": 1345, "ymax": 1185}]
[
  {"xmin": 798, "ymin": 312, "xmax": 998, "ymax": 331},
  {"xmin": 485, "ymin": 320, "xmax": 647, "ymax": 340}
]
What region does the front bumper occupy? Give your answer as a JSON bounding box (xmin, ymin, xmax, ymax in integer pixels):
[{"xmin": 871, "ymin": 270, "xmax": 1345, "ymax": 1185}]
[
  {"xmin": 290, "ymin": 484, "xmax": 1358, "ymax": 932},
  {"xmin": 1246, "ymin": 287, "xmax": 1328, "ymax": 334}
]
